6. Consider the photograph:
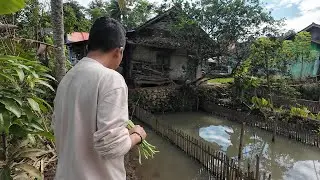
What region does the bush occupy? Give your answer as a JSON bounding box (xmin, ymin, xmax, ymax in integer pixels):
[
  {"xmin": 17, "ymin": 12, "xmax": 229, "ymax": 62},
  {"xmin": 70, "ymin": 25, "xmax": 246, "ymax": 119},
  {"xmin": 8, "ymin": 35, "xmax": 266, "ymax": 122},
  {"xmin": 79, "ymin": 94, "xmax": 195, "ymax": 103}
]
[
  {"xmin": 298, "ymin": 83, "xmax": 320, "ymax": 101},
  {"xmin": 0, "ymin": 55, "xmax": 55, "ymax": 179}
]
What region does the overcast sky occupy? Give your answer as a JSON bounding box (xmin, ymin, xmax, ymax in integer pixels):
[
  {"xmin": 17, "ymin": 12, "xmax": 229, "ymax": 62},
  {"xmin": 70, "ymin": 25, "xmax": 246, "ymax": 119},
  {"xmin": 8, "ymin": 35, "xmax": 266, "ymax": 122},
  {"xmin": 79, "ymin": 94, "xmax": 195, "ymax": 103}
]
[{"xmin": 70, "ymin": 0, "xmax": 320, "ymax": 32}]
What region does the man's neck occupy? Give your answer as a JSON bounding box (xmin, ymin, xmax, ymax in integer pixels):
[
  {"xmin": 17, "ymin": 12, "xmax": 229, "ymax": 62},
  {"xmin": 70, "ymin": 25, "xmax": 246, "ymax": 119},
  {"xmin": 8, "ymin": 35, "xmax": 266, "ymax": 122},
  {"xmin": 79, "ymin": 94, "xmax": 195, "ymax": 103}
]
[{"xmin": 87, "ymin": 51, "xmax": 113, "ymax": 69}]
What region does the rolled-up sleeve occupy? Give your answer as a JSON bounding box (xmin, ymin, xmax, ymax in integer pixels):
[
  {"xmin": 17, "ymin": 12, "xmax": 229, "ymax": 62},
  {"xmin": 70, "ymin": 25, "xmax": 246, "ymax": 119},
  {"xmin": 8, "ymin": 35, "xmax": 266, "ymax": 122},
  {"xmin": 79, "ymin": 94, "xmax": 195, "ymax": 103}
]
[{"xmin": 93, "ymin": 87, "xmax": 132, "ymax": 159}]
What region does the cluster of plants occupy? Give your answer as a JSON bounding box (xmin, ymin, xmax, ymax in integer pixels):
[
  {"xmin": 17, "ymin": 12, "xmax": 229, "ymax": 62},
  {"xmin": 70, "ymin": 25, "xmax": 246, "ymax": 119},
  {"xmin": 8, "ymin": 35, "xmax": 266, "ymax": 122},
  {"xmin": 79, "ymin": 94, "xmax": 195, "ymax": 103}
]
[
  {"xmin": 0, "ymin": 55, "xmax": 56, "ymax": 179},
  {"xmin": 251, "ymin": 96, "xmax": 320, "ymax": 121},
  {"xmin": 297, "ymin": 83, "xmax": 320, "ymax": 101}
]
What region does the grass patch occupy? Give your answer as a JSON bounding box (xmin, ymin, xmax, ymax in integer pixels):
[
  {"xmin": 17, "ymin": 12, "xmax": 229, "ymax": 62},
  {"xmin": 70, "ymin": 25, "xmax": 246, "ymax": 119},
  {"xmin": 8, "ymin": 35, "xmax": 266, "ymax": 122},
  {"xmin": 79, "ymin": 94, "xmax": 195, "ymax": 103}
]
[{"xmin": 208, "ymin": 78, "xmax": 234, "ymax": 84}]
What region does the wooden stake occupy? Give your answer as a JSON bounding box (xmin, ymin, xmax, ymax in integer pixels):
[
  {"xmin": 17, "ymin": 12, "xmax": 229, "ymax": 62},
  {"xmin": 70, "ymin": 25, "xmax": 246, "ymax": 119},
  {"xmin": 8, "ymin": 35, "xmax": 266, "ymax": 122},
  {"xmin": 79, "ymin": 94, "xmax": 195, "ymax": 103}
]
[
  {"xmin": 255, "ymin": 155, "xmax": 260, "ymax": 180},
  {"xmin": 238, "ymin": 122, "xmax": 245, "ymax": 161},
  {"xmin": 272, "ymin": 115, "xmax": 278, "ymax": 142}
]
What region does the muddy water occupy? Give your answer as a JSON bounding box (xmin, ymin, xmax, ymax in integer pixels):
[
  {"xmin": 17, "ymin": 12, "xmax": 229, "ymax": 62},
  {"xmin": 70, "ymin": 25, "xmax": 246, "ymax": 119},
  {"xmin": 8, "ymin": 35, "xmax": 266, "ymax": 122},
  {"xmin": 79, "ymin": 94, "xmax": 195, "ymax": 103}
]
[
  {"xmin": 135, "ymin": 126, "xmax": 213, "ymax": 180},
  {"xmin": 156, "ymin": 112, "xmax": 320, "ymax": 180}
]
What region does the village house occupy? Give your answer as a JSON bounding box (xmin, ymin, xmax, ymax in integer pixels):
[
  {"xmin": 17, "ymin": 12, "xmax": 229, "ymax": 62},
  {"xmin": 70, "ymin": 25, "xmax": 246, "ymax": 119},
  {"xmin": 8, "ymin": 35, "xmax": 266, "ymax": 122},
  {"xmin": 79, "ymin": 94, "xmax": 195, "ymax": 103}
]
[
  {"xmin": 66, "ymin": 7, "xmax": 216, "ymax": 87},
  {"xmin": 285, "ymin": 22, "xmax": 320, "ymax": 79}
]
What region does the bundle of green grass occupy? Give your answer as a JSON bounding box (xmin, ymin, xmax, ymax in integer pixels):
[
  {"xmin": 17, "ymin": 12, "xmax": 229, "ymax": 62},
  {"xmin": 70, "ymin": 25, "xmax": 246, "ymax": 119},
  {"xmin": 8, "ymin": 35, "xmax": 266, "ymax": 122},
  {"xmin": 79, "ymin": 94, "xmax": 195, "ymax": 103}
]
[{"xmin": 127, "ymin": 120, "xmax": 159, "ymax": 164}]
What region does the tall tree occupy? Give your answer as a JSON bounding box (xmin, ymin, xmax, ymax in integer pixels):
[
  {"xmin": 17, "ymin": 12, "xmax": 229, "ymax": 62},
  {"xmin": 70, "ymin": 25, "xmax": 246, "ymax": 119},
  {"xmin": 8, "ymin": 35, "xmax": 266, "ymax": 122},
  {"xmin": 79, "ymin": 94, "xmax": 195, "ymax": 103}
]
[
  {"xmin": 162, "ymin": 0, "xmax": 281, "ymax": 71},
  {"xmin": 63, "ymin": 0, "xmax": 90, "ymax": 33},
  {"xmin": 248, "ymin": 37, "xmax": 282, "ymax": 101},
  {"xmin": 51, "ymin": 0, "xmax": 66, "ymax": 83},
  {"xmin": 87, "ymin": 0, "xmax": 109, "ymax": 23},
  {"xmin": 122, "ymin": 0, "xmax": 155, "ymax": 29},
  {"xmin": 293, "ymin": 31, "xmax": 318, "ymax": 79},
  {"xmin": 107, "ymin": 0, "xmax": 122, "ymax": 21}
]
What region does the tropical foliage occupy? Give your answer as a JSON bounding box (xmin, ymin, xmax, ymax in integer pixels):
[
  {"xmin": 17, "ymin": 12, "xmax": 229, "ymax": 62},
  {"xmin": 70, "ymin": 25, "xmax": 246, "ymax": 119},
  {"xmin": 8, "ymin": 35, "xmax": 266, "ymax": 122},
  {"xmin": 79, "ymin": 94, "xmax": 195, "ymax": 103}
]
[{"xmin": 0, "ymin": 55, "xmax": 55, "ymax": 179}]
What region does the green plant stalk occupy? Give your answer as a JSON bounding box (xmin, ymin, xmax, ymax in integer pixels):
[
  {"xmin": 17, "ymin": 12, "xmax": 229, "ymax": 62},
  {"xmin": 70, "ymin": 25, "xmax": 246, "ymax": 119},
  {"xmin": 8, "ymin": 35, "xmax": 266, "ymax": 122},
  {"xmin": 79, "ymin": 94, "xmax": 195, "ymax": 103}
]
[{"xmin": 127, "ymin": 120, "xmax": 159, "ymax": 164}]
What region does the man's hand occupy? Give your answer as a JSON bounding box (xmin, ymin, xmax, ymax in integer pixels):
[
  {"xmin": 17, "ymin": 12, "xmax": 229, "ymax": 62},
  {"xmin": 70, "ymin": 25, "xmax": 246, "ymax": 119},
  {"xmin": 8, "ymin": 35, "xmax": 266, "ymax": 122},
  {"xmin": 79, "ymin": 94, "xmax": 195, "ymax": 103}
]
[{"xmin": 129, "ymin": 125, "xmax": 147, "ymax": 147}]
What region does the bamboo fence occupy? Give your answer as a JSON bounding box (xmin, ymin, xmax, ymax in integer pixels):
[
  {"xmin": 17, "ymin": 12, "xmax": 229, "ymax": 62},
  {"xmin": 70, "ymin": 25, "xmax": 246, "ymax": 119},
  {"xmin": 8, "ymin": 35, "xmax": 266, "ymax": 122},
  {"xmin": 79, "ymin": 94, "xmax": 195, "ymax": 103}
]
[{"xmin": 134, "ymin": 106, "xmax": 272, "ymax": 180}]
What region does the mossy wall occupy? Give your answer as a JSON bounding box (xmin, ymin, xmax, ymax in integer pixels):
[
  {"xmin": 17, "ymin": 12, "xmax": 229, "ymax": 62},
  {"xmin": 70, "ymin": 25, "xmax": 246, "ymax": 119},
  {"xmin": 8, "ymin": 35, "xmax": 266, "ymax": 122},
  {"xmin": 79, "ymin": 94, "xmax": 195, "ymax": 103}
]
[{"xmin": 129, "ymin": 85, "xmax": 198, "ymax": 113}]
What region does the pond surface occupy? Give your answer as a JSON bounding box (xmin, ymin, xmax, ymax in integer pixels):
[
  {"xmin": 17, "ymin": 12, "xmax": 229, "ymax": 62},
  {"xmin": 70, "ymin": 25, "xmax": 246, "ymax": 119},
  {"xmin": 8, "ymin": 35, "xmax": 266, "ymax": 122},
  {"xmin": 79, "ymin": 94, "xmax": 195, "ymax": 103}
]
[
  {"xmin": 156, "ymin": 112, "xmax": 320, "ymax": 180},
  {"xmin": 135, "ymin": 126, "xmax": 214, "ymax": 180}
]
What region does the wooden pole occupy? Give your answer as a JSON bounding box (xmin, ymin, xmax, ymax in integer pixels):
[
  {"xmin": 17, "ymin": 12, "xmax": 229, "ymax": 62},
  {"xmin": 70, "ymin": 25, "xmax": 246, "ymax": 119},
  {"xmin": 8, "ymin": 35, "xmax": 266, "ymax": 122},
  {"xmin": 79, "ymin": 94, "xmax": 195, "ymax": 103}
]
[
  {"xmin": 238, "ymin": 122, "xmax": 245, "ymax": 161},
  {"xmin": 272, "ymin": 114, "xmax": 278, "ymax": 142},
  {"xmin": 255, "ymin": 155, "xmax": 260, "ymax": 180},
  {"xmin": 197, "ymin": 97, "xmax": 199, "ymax": 111}
]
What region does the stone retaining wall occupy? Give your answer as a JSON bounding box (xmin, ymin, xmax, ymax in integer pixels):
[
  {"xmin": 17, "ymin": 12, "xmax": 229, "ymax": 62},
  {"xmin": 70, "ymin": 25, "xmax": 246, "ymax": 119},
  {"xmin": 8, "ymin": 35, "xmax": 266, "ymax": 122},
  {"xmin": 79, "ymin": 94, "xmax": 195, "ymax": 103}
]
[{"xmin": 129, "ymin": 85, "xmax": 198, "ymax": 113}]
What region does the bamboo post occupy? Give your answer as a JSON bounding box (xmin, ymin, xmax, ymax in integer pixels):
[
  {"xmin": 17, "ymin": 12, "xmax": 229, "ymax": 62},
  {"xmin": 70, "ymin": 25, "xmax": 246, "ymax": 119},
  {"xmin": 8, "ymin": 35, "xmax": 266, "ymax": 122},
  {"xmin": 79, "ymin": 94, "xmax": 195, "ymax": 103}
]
[
  {"xmin": 255, "ymin": 155, "xmax": 260, "ymax": 180},
  {"xmin": 197, "ymin": 97, "xmax": 199, "ymax": 111},
  {"xmin": 262, "ymin": 172, "xmax": 266, "ymax": 180},
  {"xmin": 219, "ymin": 152, "xmax": 223, "ymax": 179},
  {"xmin": 247, "ymin": 162, "xmax": 251, "ymax": 178},
  {"xmin": 272, "ymin": 114, "xmax": 278, "ymax": 142},
  {"xmin": 238, "ymin": 122, "xmax": 245, "ymax": 161}
]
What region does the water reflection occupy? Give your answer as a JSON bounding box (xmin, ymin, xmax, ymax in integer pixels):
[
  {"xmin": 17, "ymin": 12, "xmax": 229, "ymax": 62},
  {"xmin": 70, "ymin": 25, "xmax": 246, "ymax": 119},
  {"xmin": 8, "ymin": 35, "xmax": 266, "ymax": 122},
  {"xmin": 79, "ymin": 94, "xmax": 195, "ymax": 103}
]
[
  {"xmin": 158, "ymin": 112, "xmax": 320, "ymax": 180},
  {"xmin": 199, "ymin": 125, "xmax": 233, "ymax": 151}
]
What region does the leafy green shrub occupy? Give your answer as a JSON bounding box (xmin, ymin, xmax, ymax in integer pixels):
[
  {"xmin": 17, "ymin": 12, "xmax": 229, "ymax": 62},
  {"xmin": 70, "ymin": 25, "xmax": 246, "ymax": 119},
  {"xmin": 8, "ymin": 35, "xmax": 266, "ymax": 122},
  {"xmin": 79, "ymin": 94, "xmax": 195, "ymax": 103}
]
[
  {"xmin": 251, "ymin": 96, "xmax": 273, "ymax": 110},
  {"xmin": 289, "ymin": 106, "xmax": 310, "ymax": 118},
  {"xmin": 297, "ymin": 83, "xmax": 320, "ymax": 101},
  {"xmin": 0, "ymin": 55, "xmax": 55, "ymax": 179}
]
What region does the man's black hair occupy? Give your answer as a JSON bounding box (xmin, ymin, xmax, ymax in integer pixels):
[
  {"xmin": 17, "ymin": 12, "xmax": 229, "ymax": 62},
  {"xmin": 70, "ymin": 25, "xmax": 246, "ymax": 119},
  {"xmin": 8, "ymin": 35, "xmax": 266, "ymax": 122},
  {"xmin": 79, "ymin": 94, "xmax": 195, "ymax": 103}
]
[{"xmin": 88, "ymin": 17, "xmax": 126, "ymax": 52}]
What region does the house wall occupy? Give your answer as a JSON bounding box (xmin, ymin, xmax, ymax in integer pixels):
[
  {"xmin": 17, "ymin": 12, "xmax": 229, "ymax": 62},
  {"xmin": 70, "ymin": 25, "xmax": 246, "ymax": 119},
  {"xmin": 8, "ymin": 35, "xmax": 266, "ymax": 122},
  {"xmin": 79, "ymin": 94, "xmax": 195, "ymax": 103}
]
[
  {"xmin": 132, "ymin": 46, "xmax": 156, "ymax": 62},
  {"xmin": 131, "ymin": 45, "xmax": 192, "ymax": 80},
  {"xmin": 310, "ymin": 28, "xmax": 320, "ymax": 42},
  {"xmin": 289, "ymin": 43, "xmax": 320, "ymax": 78},
  {"xmin": 170, "ymin": 52, "xmax": 187, "ymax": 80}
]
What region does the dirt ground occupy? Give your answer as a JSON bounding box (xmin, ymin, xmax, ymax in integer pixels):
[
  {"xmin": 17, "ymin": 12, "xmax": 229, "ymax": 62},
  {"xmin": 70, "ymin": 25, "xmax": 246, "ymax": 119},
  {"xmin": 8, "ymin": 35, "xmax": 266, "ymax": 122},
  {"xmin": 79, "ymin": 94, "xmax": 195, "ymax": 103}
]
[
  {"xmin": 44, "ymin": 150, "xmax": 140, "ymax": 180},
  {"xmin": 125, "ymin": 149, "xmax": 141, "ymax": 180}
]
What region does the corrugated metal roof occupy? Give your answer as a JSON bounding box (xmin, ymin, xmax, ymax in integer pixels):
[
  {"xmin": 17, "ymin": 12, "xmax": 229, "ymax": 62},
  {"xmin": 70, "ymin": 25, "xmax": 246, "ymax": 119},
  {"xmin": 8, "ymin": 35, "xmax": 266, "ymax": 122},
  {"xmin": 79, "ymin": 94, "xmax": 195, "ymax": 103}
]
[{"xmin": 66, "ymin": 32, "xmax": 89, "ymax": 44}]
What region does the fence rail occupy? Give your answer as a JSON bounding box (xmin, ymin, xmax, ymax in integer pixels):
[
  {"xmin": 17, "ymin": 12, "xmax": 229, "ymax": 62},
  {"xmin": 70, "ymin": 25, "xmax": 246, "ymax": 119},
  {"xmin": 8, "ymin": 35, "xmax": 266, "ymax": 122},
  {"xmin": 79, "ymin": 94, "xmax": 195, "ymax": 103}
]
[
  {"xmin": 134, "ymin": 106, "xmax": 271, "ymax": 180},
  {"xmin": 202, "ymin": 102, "xmax": 320, "ymax": 149},
  {"xmin": 272, "ymin": 95, "xmax": 320, "ymax": 113}
]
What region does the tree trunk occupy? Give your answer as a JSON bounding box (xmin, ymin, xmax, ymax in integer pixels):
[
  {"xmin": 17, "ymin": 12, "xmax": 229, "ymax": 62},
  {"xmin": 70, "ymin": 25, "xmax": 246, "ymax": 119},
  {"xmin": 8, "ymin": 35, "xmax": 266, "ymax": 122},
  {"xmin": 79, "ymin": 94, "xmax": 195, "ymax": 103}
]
[
  {"xmin": 265, "ymin": 51, "xmax": 272, "ymax": 104},
  {"xmin": 51, "ymin": 0, "xmax": 66, "ymax": 83},
  {"xmin": 300, "ymin": 56, "xmax": 304, "ymax": 80}
]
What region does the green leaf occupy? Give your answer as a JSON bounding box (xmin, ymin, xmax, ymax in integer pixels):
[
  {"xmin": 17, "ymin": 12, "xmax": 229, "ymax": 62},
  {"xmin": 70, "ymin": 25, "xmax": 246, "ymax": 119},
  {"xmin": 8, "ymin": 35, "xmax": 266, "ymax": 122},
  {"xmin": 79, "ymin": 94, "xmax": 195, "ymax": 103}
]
[
  {"xmin": 33, "ymin": 88, "xmax": 46, "ymax": 94},
  {"xmin": 35, "ymin": 79, "xmax": 54, "ymax": 92},
  {"xmin": 0, "ymin": 112, "xmax": 11, "ymax": 134},
  {"xmin": 22, "ymin": 106, "xmax": 35, "ymax": 120},
  {"xmin": 9, "ymin": 124, "xmax": 27, "ymax": 138},
  {"xmin": 0, "ymin": 166, "xmax": 12, "ymax": 180},
  {"xmin": 30, "ymin": 71, "xmax": 39, "ymax": 79},
  {"xmin": 0, "ymin": 0, "xmax": 25, "ymax": 15},
  {"xmin": 0, "ymin": 73, "xmax": 15, "ymax": 82},
  {"xmin": 0, "ymin": 99, "xmax": 21, "ymax": 118},
  {"xmin": 27, "ymin": 98, "xmax": 40, "ymax": 113},
  {"xmin": 15, "ymin": 163, "xmax": 42, "ymax": 179},
  {"xmin": 26, "ymin": 75, "xmax": 35, "ymax": 89},
  {"xmin": 0, "ymin": 113, "xmax": 3, "ymax": 131},
  {"xmin": 33, "ymin": 97, "xmax": 52, "ymax": 112},
  {"xmin": 15, "ymin": 68, "xmax": 24, "ymax": 82},
  {"xmin": 5, "ymin": 96, "xmax": 22, "ymax": 106},
  {"xmin": 34, "ymin": 131, "xmax": 55, "ymax": 141},
  {"xmin": 42, "ymin": 74, "xmax": 56, "ymax": 81},
  {"xmin": 26, "ymin": 121, "xmax": 44, "ymax": 132}
]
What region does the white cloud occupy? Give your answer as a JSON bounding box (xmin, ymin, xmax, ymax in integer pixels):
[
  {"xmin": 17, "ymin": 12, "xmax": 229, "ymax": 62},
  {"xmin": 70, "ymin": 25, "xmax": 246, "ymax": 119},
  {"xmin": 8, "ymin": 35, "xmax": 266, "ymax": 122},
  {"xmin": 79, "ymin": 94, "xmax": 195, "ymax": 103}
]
[
  {"xmin": 281, "ymin": 0, "xmax": 320, "ymax": 31},
  {"xmin": 284, "ymin": 10, "xmax": 320, "ymax": 31},
  {"xmin": 298, "ymin": 0, "xmax": 320, "ymax": 13}
]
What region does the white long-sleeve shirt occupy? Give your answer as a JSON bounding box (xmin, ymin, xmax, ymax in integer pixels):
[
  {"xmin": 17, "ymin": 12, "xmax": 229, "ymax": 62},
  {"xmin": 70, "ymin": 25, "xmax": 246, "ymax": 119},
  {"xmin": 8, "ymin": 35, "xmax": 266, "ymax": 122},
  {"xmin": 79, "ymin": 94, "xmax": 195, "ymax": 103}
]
[{"xmin": 52, "ymin": 57, "xmax": 132, "ymax": 180}]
